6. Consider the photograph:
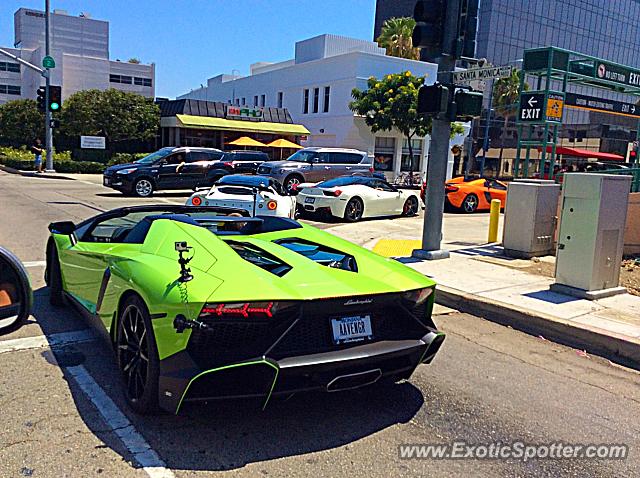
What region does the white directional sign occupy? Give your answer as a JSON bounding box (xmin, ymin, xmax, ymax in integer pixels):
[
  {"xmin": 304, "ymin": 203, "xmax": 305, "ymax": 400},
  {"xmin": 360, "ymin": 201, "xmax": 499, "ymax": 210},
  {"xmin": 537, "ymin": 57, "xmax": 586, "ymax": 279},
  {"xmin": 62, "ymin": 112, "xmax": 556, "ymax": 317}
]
[
  {"xmin": 80, "ymin": 136, "xmax": 106, "ymax": 149},
  {"xmin": 453, "ymin": 65, "xmax": 512, "ymax": 84}
]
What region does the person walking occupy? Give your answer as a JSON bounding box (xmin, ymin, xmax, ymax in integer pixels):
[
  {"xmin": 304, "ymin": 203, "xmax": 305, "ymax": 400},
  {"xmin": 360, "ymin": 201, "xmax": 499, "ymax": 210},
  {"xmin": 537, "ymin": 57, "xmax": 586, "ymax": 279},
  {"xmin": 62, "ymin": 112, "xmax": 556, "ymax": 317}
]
[{"xmin": 30, "ymin": 139, "xmax": 44, "ymax": 173}]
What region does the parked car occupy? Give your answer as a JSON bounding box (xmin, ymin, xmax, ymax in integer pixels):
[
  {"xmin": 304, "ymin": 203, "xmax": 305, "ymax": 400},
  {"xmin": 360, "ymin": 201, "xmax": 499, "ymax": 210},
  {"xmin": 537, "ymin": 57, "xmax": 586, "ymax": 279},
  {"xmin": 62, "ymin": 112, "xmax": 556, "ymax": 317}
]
[
  {"xmin": 204, "ymin": 150, "xmax": 271, "ymax": 184},
  {"xmin": 420, "ymin": 177, "xmax": 507, "ymax": 213},
  {"xmin": 45, "ymin": 205, "xmax": 444, "ymax": 414},
  {"xmin": 297, "ymin": 175, "xmax": 420, "ymax": 222},
  {"xmin": 257, "ymin": 147, "xmax": 374, "ymax": 192},
  {"xmin": 103, "ymin": 147, "xmax": 224, "ymax": 197},
  {"xmin": 186, "ymin": 175, "xmax": 296, "ymax": 218}
]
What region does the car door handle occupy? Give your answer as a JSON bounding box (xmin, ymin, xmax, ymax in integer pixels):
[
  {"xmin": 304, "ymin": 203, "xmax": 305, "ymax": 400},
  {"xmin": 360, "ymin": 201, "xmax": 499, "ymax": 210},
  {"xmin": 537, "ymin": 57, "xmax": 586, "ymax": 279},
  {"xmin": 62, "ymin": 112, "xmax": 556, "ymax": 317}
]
[
  {"xmin": 345, "ymin": 167, "xmax": 352, "ymax": 170},
  {"xmin": 324, "ymin": 166, "xmax": 331, "ymax": 170}
]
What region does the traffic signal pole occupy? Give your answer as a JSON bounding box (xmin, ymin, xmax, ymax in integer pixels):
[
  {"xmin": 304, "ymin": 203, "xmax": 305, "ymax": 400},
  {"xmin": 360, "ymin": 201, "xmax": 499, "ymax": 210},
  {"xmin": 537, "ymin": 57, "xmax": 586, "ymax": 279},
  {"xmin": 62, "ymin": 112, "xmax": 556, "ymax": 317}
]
[
  {"xmin": 413, "ymin": 0, "xmax": 461, "ymax": 260},
  {"xmin": 44, "ymin": 0, "xmax": 54, "ymax": 172}
]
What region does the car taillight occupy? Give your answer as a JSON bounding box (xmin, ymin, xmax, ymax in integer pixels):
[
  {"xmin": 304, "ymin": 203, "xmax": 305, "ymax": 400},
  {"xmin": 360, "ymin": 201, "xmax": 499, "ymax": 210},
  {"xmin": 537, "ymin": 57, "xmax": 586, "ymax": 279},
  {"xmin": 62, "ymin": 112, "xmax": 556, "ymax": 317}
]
[
  {"xmin": 323, "ymin": 189, "xmax": 342, "ymax": 197},
  {"xmin": 199, "ymin": 301, "xmax": 297, "ymax": 320},
  {"xmin": 445, "ymin": 185, "xmax": 459, "ymax": 193},
  {"xmin": 267, "ymin": 200, "xmax": 277, "ymax": 210},
  {"xmin": 369, "ymin": 167, "xmax": 374, "ymax": 172},
  {"xmin": 223, "ymin": 161, "xmax": 234, "ymax": 168},
  {"xmin": 403, "ymin": 287, "xmax": 434, "ymax": 306},
  {"xmin": 192, "ymin": 196, "xmax": 202, "ymax": 206}
]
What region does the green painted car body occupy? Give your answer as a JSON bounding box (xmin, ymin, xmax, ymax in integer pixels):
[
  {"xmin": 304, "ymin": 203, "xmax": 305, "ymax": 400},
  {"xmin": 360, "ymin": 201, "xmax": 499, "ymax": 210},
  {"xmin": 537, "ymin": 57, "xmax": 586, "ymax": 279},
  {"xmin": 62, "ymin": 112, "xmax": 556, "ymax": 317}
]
[{"xmin": 47, "ymin": 206, "xmax": 442, "ymax": 414}]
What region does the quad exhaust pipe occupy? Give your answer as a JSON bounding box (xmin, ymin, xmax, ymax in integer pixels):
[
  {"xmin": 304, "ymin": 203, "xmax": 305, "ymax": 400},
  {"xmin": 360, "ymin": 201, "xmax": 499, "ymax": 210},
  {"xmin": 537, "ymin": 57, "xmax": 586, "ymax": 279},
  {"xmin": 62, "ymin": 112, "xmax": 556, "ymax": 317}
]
[{"xmin": 421, "ymin": 331, "xmax": 446, "ymax": 364}]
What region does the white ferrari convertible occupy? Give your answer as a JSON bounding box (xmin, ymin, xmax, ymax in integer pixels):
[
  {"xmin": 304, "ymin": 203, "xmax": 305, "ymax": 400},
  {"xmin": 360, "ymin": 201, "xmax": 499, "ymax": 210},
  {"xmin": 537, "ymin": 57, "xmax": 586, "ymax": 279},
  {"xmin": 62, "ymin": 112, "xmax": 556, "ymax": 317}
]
[
  {"xmin": 186, "ymin": 175, "xmax": 296, "ymax": 218},
  {"xmin": 296, "ymin": 176, "xmax": 420, "ymax": 222}
]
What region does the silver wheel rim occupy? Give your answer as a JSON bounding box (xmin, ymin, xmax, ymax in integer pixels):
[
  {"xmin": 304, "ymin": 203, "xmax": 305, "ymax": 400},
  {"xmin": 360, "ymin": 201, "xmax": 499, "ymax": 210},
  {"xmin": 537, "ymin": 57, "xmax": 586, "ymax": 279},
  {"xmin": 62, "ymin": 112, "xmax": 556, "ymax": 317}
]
[
  {"xmin": 136, "ymin": 180, "xmax": 152, "ymax": 196},
  {"xmin": 286, "ymin": 177, "xmax": 301, "ymax": 191},
  {"xmin": 464, "ymin": 195, "xmax": 477, "ymax": 212},
  {"xmin": 347, "ymin": 200, "xmax": 363, "ymax": 220}
]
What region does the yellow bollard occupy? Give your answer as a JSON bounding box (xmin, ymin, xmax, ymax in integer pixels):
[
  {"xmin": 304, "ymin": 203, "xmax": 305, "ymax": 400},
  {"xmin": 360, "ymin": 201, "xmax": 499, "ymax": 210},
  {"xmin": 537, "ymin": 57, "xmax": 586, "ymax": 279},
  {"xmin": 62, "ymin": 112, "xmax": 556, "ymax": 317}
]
[{"xmin": 488, "ymin": 199, "xmax": 501, "ymax": 243}]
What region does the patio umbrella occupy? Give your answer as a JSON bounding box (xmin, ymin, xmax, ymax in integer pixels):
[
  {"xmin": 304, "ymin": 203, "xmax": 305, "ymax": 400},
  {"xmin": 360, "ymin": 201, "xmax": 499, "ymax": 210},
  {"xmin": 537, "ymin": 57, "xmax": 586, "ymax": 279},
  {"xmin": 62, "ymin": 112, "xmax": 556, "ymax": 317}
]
[
  {"xmin": 228, "ymin": 136, "xmax": 267, "ymax": 149},
  {"xmin": 266, "ymin": 138, "xmax": 303, "ymax": 159}
]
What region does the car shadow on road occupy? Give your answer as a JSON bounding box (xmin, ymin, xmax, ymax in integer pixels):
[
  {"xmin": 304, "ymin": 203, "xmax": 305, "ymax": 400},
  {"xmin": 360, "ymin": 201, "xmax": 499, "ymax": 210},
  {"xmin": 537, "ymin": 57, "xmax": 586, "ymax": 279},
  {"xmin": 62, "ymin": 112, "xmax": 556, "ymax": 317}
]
[
  {"xmin": 31, "ymin": 287, "xmax": 426, "ymax": 473},
  {"xmin": 95, "ymin": 192, "xmax": 193, "ymax": 198}
]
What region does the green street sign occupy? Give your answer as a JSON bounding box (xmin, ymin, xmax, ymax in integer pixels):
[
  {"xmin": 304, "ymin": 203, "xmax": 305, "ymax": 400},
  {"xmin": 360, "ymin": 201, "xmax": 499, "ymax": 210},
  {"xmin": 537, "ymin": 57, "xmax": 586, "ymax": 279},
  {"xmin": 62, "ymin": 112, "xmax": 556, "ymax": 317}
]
[{"xmin": 42, "ymin": 55, "xmax": 55, "ymax": 69}]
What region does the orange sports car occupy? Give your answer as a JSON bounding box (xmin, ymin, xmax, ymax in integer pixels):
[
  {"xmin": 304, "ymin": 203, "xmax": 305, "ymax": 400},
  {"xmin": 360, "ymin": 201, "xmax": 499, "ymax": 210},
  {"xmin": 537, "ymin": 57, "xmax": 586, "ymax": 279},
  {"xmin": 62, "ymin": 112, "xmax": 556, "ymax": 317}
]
[{"xmin": 420, "ymin": 177, "xmax": 508, "ymax": 213}]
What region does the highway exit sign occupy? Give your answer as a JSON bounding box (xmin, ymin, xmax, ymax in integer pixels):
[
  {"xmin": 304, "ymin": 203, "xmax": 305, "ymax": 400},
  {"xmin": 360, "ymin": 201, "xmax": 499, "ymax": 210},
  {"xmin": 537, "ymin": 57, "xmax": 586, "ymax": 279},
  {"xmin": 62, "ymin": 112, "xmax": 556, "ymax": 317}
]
[{"xmin": 518, "ymin": 91, "xmax": 565, "ymax": 124}]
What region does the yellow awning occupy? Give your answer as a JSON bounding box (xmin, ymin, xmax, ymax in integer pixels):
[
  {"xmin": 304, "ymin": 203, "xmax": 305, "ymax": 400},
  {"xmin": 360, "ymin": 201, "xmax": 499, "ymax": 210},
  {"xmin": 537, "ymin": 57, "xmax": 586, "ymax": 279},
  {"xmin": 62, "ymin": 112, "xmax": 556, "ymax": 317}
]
[{"xmin": 176, "ymin": 114, "xmax": 310, "ymax": 135}]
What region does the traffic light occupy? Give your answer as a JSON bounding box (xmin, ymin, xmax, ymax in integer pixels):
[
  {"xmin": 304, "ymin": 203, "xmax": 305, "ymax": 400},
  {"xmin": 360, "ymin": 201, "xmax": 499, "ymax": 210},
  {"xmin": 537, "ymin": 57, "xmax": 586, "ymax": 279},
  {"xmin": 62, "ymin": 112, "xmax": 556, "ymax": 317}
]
[
  {"xmin": 457, "ymin": 0, "xmax": 479, "ymax": 59},
  {"xmin": 412, "ymin": 0, "xmax": 446, "ymax": 60},
  {"xmin": 418, "ymin": 83, "xmax": 449, "ymax": 117},
  {"xmin": 454, "ymin": 90, "xmax": 483, "ymax": 121},
  {"xmin": 48, "ymin": 85, "xmax": 61, "ymax": 112},
  {"xmin": 36, "ymin": 86, "xmax": 46, "ymax": 112}
]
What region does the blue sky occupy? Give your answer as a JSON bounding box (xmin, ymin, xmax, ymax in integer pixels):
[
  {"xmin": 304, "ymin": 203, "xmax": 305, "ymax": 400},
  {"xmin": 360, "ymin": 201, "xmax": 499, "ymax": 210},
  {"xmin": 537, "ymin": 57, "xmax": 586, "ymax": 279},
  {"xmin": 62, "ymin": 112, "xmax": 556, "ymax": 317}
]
[{"xmin": 0, "ymin": 0, "xmax": 376, "ymax": 98}]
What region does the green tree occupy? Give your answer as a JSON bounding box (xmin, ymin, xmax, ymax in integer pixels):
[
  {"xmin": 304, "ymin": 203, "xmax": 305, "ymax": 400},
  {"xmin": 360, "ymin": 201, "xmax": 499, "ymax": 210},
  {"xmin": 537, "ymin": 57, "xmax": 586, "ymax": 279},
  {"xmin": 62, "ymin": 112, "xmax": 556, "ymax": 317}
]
[
  {"xmin": 59, "ymin": 89, "xmax": 160, "ymax": 144},
  {"xmin": 0, "ymin": 99, "xmax": 44, "ymax": 147},
  {"xmin": 127, "ymin": 57, "xmax": 141, "ymax": 64},
  {"xmin": 350, "ymin": 72, "xmax": 468, "ymax": 180},
  {"xmin": 492, "ymin": 69, "xmax": 529, "ymax": 160},
  {"xmin": 350, "ymin": 71, "xmax": 430, "ymax": 179},
  {"xmin": 376, "ymin": 17, "xmax": 420, "ymax": 60}
]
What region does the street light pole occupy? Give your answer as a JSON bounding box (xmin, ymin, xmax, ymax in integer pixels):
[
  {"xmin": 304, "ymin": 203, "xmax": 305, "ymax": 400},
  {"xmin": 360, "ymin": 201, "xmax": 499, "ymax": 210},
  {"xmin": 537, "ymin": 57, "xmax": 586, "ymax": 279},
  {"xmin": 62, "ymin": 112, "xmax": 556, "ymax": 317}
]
[
  {"xmin": 44, "ymin": 0, "xmax": 54, "ymax": 172},
  {"xmin": 413, "ymin": 0, "xmax": 461, "ymax": 261}
]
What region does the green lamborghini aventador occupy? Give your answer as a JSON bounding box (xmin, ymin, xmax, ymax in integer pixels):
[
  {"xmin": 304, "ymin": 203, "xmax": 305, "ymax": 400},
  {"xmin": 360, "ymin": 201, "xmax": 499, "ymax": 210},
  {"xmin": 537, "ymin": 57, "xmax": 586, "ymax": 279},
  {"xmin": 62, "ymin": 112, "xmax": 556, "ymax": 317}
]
[{"xmin": 45, "ymin": 205, "xmax": 444, "ymax": 414}]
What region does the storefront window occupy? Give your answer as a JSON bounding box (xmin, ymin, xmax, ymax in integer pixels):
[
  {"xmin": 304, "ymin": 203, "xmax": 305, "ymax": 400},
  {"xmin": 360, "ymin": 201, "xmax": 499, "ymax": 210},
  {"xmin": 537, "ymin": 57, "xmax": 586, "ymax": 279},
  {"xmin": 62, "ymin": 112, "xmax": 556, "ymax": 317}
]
[
  {"xmin": 374, "ymin": 137, "xmax": 395, "ymax": 172},
  {"xmin": 401, "ymin": 138, "xmax": 422, "ymax": 172}
]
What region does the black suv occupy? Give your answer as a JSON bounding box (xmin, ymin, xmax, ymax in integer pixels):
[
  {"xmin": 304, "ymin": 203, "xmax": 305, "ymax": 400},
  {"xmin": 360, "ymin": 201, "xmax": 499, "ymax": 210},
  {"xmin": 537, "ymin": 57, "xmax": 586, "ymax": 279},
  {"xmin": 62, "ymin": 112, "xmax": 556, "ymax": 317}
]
[
  {"xmin": 103, "ymin": 147, "xmax": 225, "ymax": 197},
  {"xmin": 210, "ymin": 150, "xmax": 270, "ymax": 176}
]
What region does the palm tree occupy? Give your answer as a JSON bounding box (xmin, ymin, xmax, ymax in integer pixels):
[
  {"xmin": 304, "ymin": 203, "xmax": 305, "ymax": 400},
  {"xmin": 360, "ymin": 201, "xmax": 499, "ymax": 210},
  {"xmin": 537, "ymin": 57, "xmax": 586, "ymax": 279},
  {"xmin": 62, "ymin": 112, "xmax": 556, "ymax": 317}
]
[
  {"xmin": 492, "ymin": 69, "xmax": 529, "ymax": 161},
  {"xmin": 376, "ymin": 17, "xmax": 420, "ymax": 60}
]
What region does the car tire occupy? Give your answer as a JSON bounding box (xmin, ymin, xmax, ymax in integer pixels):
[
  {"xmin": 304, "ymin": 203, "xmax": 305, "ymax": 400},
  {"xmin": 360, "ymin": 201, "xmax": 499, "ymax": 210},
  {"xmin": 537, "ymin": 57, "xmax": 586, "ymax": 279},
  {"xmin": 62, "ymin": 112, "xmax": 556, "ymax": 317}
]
[
  {"xmin": 283, "ymin": 174, "xmax": 303, "ymax": 193},
  {"xmin": 343, "ymin": 197, "xmax": 364, "ymax": 222},
  {"xmin": 116, "ymin": 294, "xmax": 160, "ymax": 415},
  {"xmin": 402, "ymin": 196, "xmax": 419, "ymax": 216},
  {"xmin": 461, "ymin": 194, "xmax": 479, "ymax": 213},
  {"xmin": 133, "ymin": 178, "xmax": 154, "ymax": 198},
  {"xmin": 48, "ymin": 243, "xmax": 65, "ymax": 307}
]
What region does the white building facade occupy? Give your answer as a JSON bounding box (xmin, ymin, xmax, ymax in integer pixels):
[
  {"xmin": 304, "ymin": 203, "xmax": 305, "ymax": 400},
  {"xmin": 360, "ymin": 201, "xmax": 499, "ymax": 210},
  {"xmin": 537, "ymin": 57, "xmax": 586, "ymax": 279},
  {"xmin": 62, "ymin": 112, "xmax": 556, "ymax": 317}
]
[
  {"xmin": 0, "ymin": 8, "xmax": 154, "ymax": 105},
  {"xmin": 180, "ymin": 34, "xmax": 466, "ymax": 182}
]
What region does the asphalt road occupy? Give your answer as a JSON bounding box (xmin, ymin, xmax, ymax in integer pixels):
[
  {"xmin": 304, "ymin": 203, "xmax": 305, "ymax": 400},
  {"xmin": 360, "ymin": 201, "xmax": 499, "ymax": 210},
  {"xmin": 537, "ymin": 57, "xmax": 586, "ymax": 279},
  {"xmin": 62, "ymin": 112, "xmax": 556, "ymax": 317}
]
[{"xmin": 1, "ymin": 171, "xmax": 639, "ymax": 477}]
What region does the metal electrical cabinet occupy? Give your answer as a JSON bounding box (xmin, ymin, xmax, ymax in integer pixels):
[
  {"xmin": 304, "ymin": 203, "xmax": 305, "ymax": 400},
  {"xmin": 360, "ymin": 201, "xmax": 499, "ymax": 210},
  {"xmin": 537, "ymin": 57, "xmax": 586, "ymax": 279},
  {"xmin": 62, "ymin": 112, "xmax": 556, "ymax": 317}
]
[
  {"xmin": 553, "ymin": 173, "xmax": 631, "ymax": 298},
  {"xmin": 503, "ymin": 179, "xmax": 561, "ymax": 258}
]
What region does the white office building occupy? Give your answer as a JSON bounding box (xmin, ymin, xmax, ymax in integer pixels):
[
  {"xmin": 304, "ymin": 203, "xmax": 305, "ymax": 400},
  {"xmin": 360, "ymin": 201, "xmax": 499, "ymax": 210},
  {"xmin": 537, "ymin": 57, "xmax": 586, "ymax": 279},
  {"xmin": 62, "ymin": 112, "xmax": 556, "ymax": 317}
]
[
  {"xmin": 179, "ymin": 34, "xmax": 467, "ymax": 182},
  {"xmin": 0, "ymin": 8, "xmax": 154, "ymax": 105}
]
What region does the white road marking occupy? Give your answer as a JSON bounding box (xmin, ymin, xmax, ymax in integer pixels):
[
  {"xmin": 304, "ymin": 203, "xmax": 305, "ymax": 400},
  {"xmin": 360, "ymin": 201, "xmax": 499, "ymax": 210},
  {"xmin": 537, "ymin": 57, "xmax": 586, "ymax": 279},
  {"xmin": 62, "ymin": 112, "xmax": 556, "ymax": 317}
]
[
  {"xmin": 0, "ymin": 329, "xmax": 96, "ymax": 354},
  {"xmin": 66, "ymin": 365, "xmax": 176, "ymax": 478},
  {"xmin": 23, "ymin": 260, "xmax": 47, "ymax": 268}
]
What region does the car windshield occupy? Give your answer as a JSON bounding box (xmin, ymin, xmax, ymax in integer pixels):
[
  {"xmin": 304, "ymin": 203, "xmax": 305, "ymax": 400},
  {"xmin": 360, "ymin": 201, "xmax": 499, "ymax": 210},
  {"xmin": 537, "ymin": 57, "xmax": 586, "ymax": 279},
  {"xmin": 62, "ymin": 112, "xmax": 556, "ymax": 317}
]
[
  {"xmin": 285, "ymin": 150, "xmax": 318, "ymax": 163},
  {"xmin": 135, "ymin": 147, "xmax": 175, "ymax": 165},
  {"xmin": 317, "ymin": 176, "xmax": 372, "ymax": 188}
]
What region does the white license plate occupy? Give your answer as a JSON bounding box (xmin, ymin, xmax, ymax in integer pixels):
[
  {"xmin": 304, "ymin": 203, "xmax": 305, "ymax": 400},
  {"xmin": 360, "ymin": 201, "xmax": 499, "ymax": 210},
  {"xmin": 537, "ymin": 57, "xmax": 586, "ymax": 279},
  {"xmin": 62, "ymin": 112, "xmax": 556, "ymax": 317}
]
[
  {"xmin": 331, "ymin": 315, "xmax": 373, "ymax": 344},
  {"xmin": 103, "ymin": 178, "xmax": 110, "ymax": 186},
  {"xmin": 305, "ymin": 197, "xmax": 315, "ymax": 204}
]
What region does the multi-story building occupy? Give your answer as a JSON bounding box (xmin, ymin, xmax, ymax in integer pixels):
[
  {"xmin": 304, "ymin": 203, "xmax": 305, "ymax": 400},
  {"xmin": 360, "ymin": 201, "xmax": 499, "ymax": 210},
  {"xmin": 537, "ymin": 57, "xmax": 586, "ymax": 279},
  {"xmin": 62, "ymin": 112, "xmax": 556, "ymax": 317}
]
[
  {"xmin": 179, "ymin": 34, "xmax": 467, "ymax": 182},
  {"xmin": 375, "ymin": 0, "xmax": 640, "ymax": 170},
  {"xmin": 0, "ymin": 8, "xmax": 154, "ymax": 105}
]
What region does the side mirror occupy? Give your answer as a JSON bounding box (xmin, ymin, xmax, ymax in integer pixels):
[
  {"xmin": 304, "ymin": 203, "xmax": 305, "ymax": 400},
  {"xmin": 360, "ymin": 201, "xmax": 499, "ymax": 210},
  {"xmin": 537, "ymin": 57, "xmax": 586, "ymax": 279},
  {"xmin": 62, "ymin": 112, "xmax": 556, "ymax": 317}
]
[
  {"xmin": 0, "ymin": 247, "xmax": 32, "ymax": 334},
  {"xmin": 49, "ymin": 221, "xmax": 76, "ymax": 235}
]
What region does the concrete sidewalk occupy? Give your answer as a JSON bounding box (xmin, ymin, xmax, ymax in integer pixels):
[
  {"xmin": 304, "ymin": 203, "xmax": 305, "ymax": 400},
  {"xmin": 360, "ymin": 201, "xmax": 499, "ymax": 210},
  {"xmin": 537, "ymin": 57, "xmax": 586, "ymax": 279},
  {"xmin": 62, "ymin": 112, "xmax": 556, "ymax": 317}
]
[{"xmin": 401, "ymin": 244, "xmax": 640, "ymax": 368}]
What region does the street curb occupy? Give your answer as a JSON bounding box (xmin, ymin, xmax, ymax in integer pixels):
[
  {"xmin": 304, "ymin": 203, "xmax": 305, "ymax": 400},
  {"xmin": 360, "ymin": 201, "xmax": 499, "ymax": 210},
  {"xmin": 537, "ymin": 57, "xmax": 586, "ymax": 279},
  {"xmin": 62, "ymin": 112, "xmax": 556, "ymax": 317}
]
[
  {"xmin": 0, "ymin": 164, "xmax": 76, "ymax": 180},
  {"xmin": 435, "ymin": 285, "xmax": 640, "ymax": 369}
]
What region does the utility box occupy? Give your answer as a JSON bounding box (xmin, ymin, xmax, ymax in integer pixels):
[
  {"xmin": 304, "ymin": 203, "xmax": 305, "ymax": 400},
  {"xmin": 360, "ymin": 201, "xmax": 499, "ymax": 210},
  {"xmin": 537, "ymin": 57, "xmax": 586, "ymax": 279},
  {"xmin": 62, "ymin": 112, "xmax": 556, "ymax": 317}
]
[
  {"xmin": 551, "ymin": 173, "xmax": 631, "ymax": 299},
  {"xmin": 503, "ymin": 179, "xmax": 561, "ymax": 258}
]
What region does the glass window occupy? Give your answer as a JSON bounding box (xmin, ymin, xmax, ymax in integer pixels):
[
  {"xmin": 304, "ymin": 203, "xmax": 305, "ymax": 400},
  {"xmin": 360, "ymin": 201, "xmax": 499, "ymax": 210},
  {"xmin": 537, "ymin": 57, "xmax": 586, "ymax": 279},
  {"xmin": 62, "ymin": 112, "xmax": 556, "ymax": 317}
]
[
  {"xmin": 7, "ymin": 85, "xmax": 20, "ymax": 95},
  {"xmin": 143, "ymin": 78, "xmax": 152, "ymax": 87},
  {"xmin": 313, "ymin": 87, "xmax": 319, "ymax": 113},
  {"xmin": 242, "ymin": 97, "xmax": 246, "ymax": 105},
  {"xmin": 401, "ymin": 138, "xmax": 422, "ymax": 172},
  {"xmin": 253, "ymin": 95, "xmax": 258, "ymax": 106},
  {"xmin": 323, "ymin": 86, "xmax": 330, "ymax": 113},
  {"xmin": 260, "ymin": 94, "xmax": 265, "ymax": 106},
  {"xmin": 329, "ymin": 153, "xmax": 362, "ymax": 164},
  {"xmin": 134, "ymin": 77, "xmax": 143, "ymax": 85},
  {"xmin": 303, "ymin": 89, "xmax": 309, "ymax": 114},
  {"xmin": 374, "ymin": 137, "xmax": 395, "ymax": 172},
  {"xmin": 277, "ymin": 91, "xmax": 283, "ymax": 108},
  {"xmin": 109, "ymin": 74, "xmax": 120, "ymax": 83},
  {"xmin": 120, "ymin": 76, "xmax": 132, "ymax": 84}
]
